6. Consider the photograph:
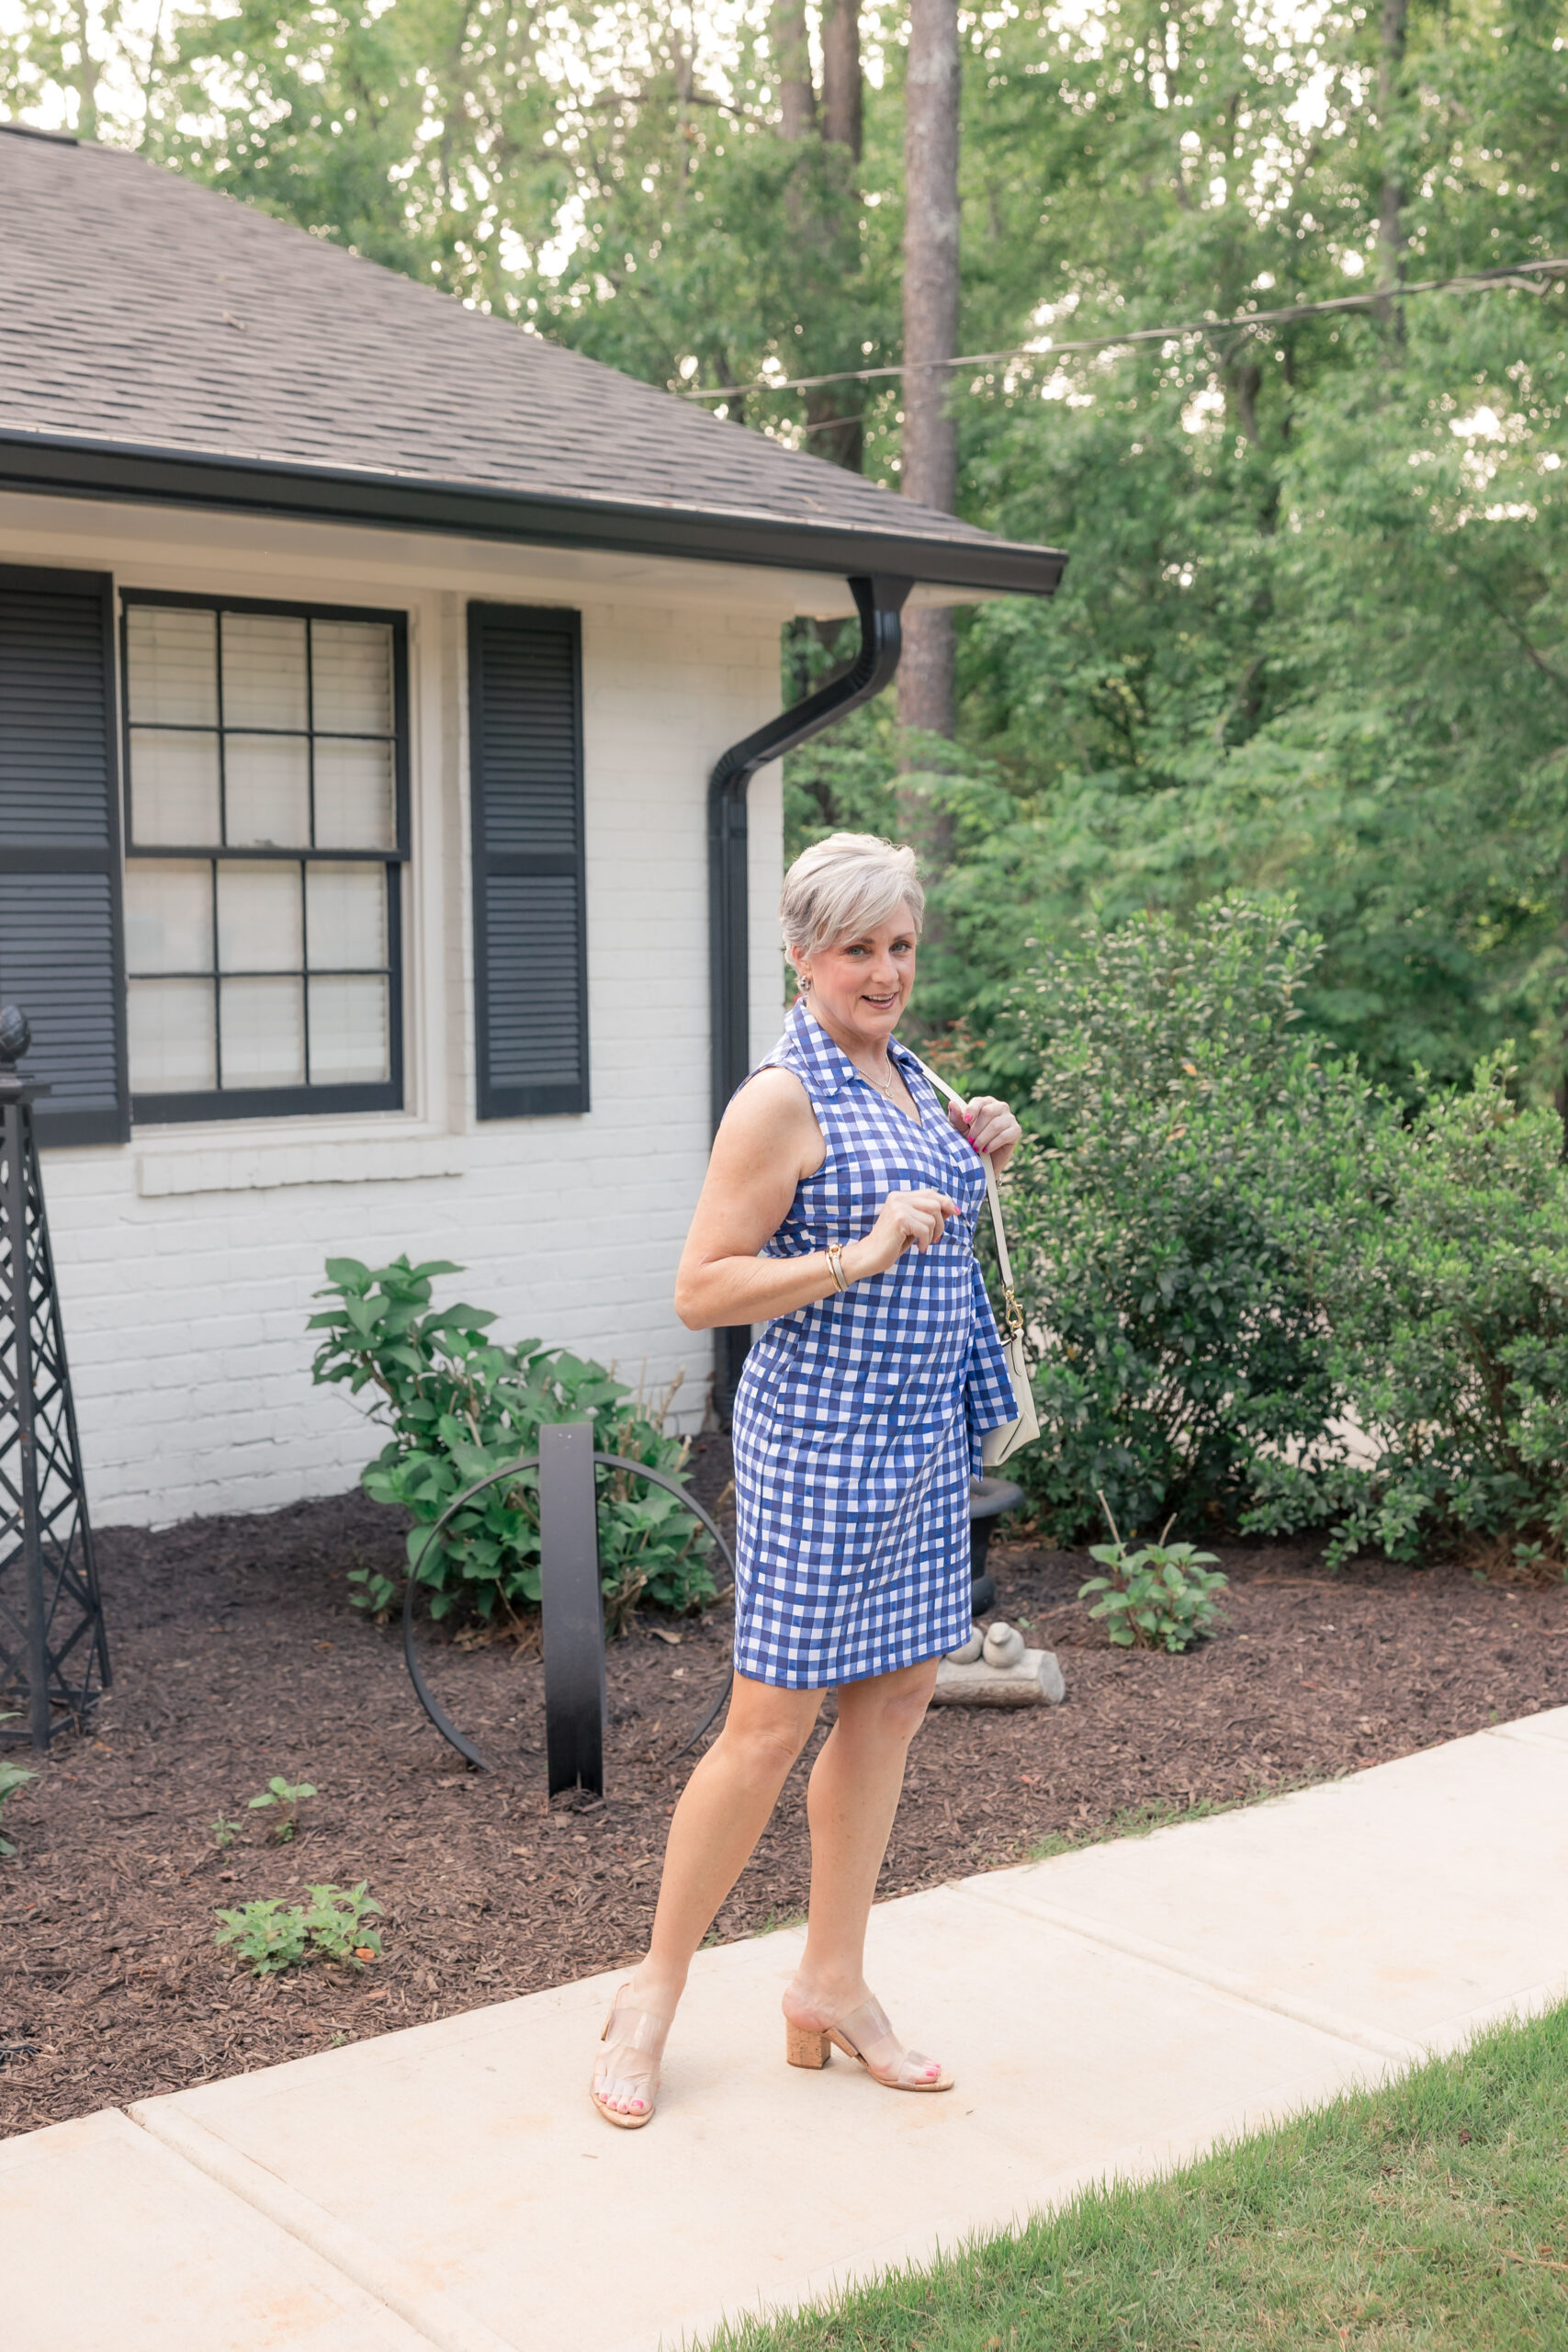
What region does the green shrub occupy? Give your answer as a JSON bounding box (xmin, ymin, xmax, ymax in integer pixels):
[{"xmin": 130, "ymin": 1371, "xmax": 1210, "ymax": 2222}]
[
  {"xmin": 997, "ymin": 890, "xmax": 1568, "ymax": 1566},
  {"xmin": 0, "ymin": 1751, "xmax": 37, "ymax": 1858},
  {"xmin": 1246, "ymin": 1048, "xmax": 1568, "ymax": 1567},
  {"xmin": 309, "ymin": 1256, "xmax": 716, "ymax": 1625},
  {"xmin": 215, "ymin": 1881, "xmax": 382, "ymax": 1977},
  {"xmin": 1079, "ymin": 1512, "xmax": 1229, "ymax": 1651},
  {"xmin": 1001, "ymin": 899, "xmax": 1362, "ymax": 1543}
]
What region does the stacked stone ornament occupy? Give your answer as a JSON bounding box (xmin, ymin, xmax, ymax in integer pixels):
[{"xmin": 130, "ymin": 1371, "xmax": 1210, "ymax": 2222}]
[{"xmin": 931, "ymin": 1618, "xmax": 1065, "ymax": 1707}]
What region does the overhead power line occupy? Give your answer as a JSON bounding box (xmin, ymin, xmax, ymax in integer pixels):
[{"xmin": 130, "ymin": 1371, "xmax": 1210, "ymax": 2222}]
[{"xmin": 681, "ymin": 255, "xmax": 1568, "ymax": 404}]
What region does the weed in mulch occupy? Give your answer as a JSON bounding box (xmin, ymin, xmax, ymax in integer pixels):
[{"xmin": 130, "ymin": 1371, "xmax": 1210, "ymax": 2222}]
[
  {"xmin": 245, "ymin": 1776, "xmax": 317, "ymax": 1843},
  {"xmin": 215, "ymin": 1881, "xmax": 383, "ymax": 1976}
]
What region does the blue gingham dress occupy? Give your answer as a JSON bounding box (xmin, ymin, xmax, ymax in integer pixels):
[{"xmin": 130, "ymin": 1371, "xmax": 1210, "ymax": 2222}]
[{"xmin": 730, "ymin": 1001, "xmax": 1016, "ymax": 1689}]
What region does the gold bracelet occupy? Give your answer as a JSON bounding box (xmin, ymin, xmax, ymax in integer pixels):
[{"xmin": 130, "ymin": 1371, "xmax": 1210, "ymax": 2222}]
[{"xmin": 826, "ymin": 1243, "xmax": 848, "ymax": 1294}]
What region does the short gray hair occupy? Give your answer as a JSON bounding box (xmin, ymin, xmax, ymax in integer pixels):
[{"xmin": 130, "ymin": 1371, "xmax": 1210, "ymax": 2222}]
[{"xmin": 779, "ymin": 832, "xmax": 925, "ymax": 961}]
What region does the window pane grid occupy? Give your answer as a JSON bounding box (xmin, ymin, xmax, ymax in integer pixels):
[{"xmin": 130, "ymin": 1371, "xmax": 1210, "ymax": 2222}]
[
  {"xmin": 127, "ymin": 613, "xmax": 399, "ymax": 858},
  {"xmin": 122, "ymin": 596, "xmax": 404, "ymax": 1114},
  {"xmin": 127, "ymin": 855, "xmax": 392, "ymax": 1091}
]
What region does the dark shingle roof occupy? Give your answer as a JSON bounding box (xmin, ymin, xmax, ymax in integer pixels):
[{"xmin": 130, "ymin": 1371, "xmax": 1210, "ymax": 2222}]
[{"xmin": 0, "ymin": 127, "xmax": 1064, "ymax": 595}]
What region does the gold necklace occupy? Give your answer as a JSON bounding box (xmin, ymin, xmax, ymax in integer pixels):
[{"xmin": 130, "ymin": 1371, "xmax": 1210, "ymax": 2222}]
[{"xmin": 855, "ymin": 1057, "xmax": 897, "ymax": 1101}]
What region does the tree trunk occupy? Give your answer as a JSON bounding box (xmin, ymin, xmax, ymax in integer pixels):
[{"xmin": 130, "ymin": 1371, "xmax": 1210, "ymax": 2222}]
[
  {"xmin": 901, "ymin": 0, "xmax": 961, "ymax": 519},
  {"xmin": 897, "ymin": 611, "xmax": 956, "ymax": 746},
  {"xmin": 773, "ymin": 0, "xmax": 816, "ymax": 142},
  {"xmin": 1376, "ymin": 0, "xmax": 1408, "ymax": 299},
  {"xmin": 899, "ymin": 0, "xmax": 961, "ymax": 764},
  {"xmin": 805, "ymin": 388, "xmax": 864, "ymax": 471},
  {"xmin": 73, "ymin": 0, "xmax": 99, "ymax": 140},
  {"xmin": 781, "ymin": 0, "xmax": 866, "ymax": 474},
  {"xmin": 821, "ymin": 0, "xmax": 863, "ymax": 160}
]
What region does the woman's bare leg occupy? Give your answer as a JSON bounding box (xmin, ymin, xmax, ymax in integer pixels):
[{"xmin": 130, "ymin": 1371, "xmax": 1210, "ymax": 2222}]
[
  {"xmin": 595, "ymin": 1672, "xmax": 822, "ymax": 2113},
  {"xmin": 782, "ymin": 1657, "xmax": 941, "ymax": 2080}
]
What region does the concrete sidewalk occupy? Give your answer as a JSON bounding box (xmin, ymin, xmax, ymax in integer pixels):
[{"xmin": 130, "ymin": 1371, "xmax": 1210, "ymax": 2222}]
[{"xmin": 6, "ymin": 1710, "xmax": 1567, "ymax": 2352}]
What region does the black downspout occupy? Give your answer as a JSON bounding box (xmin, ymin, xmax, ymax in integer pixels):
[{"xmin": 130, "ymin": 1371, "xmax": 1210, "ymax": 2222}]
[{"xmin": 707, "ymin": 572, "xmax": 913, "ymax": 1419}]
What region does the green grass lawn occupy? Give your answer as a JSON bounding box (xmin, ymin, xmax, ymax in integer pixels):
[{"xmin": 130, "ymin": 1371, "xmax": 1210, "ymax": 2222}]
[
  {"xmin": 705, "ymin": 2004, "xmax": 1568, "ymax": 2352},
  {"xmin": 1021, "ymin": 1785, "xmax": 1321, "ymax": 1866}
]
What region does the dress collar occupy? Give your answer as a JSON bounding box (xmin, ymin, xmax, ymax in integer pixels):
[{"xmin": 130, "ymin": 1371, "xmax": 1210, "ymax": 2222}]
[{"xmin": 786, "ymin": 996, "xmax": 923, "ymax": 1100}]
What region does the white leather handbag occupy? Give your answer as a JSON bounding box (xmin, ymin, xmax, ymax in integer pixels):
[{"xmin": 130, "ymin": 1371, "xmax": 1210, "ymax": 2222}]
[{"xmin": 913, "ymin": 1057, "xmax": 1040, "ymax": 1467}]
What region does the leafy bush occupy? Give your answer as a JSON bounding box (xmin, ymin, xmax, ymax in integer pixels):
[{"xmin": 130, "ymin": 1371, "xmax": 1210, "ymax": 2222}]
[
  {"xmin": 309, "ymin": 1256, "xmax": 715, "ymax": 1626},
  {"xmin": 1079, "ymin": 1513, "xmax": 1229, "ymax": 1651},
  {"xmin": 1001, "ymin": 899, "xmax": 1361, "ymax": 1543},
  {"xmin": 215, "ymin": 1881, "xmax": 383, "ymax": 1977},
  {"xmin": 0, "ymin": 1752, "xmax": 37, "ymax": 1858},
  {"xmin": 994, "ymin": 892, "xmax": 1568, "ymax": 1569},
  {"xmin": 1246, "ymin": 1049, "xmax": 1568, "ymax": 1568}
]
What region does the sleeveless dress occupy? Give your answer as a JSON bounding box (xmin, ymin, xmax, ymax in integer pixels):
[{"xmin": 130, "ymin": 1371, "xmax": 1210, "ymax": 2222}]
[{"xmin": 730, "ymin": 1000, "xmax": 1016, "ymax": 1690}]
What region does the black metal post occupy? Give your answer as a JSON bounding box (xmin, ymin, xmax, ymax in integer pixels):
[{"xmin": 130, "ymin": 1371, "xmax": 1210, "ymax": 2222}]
[
  {"xmin": 402, "ymin": 1452, "xmax": 736, "ymax": 1777},
  {"xmin": 0, "ymin": 1008, "xmax": 110, "ymax": 1754},
  {"xmin": 538, "ymin": 1420, "xmax": 607, "ymax": 1798}
]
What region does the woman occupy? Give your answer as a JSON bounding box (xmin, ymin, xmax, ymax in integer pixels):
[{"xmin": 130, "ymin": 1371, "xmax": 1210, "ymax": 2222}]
[{"xmin": 590, "ymin": 831, "xmax": 1021, "ymax": 2128}]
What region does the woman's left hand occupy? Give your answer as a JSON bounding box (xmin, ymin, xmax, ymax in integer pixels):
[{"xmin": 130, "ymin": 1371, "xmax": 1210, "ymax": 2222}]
[{"xmin": 949, "ymin": 1092, "xmax": 1021, "ymax": 1173}]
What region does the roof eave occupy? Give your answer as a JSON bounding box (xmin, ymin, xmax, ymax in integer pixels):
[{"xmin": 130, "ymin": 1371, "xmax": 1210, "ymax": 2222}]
[{"xmin": 0, "ymin": 428, "xmax": 1066, "ymax": 598}]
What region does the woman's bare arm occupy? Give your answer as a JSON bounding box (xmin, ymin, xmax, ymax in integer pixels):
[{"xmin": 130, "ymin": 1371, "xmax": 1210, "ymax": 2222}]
[
  {"xmin": 674, "ymin": 1069, "xmax": 957, "ymax": 1331},
  {"xmin": 675, "ymin": 1071, "xmax": 831, "ymax": 1329}
]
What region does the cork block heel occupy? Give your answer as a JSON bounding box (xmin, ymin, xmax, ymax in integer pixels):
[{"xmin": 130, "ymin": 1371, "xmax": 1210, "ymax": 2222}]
[
  {"xmin": 787, "ymin": 1996, "xmax": 953, "ymax": 2093},
  {"xmin": 785, "ymin": 2022, "xmax": 832, "ymax": 2070}
]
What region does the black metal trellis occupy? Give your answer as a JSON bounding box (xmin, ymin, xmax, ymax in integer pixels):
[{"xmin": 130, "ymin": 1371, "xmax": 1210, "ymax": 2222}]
[
  {"xmin": 0, "ymin": 1008, "xmax": 111, "ymax": 1753},
  {"xmin": 401, "ymin": 1426, "xmax": 736, "ymax": 1792}
]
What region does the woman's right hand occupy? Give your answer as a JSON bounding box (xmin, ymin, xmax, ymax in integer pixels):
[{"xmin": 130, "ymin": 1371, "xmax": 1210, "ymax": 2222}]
[{"xmin": 844, "ymin": 1188, "xmax": 960, "ymax": 1283}]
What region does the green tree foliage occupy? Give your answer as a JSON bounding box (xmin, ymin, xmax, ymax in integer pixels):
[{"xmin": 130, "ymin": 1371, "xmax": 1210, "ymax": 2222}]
[
  {"xmin": 775, "ymin": 0, "xmax": 1568, "ymax": 1108},
  {"xmin": 152, "ymin": 0, "xmax": 563, "ymax": 296},
  {"xmin": 515, "ymin": 7, "xmax": 899, "ymax": 460},
  {"xmin": 934, "ymin": 0, "xmax": 1568, "ymax": 1102},
  {"xmin": 0, "ymin": 0, "xmax": 136, "ymax": 138}
]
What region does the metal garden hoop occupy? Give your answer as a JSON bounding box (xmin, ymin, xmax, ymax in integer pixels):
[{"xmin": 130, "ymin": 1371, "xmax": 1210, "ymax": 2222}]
[{"xmin": 401, "ymin": 1449, "xmax": 737, "ymax": 1773}]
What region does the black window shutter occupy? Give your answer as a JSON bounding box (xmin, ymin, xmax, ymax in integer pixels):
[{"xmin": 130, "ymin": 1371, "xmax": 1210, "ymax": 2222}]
[
  {"xmin": 468, "ymin": 605, "xmax": 589, "ymax": 1119},
  {"xmin": 0, "ymin": 567, "xmax": 128, "ymax": 1147}
]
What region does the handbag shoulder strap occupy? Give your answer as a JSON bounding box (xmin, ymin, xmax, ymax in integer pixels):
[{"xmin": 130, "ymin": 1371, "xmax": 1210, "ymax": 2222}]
[{"xmin": 908, "ymin": 1053, "xmax": 1023, "ymax": 1337}]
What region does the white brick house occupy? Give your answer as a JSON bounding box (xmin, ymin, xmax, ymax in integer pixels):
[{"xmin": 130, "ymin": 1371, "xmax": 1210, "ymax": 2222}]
[{"xmin": 0, "ymin": 123, "xmax": 1062, "ymax": 1529}]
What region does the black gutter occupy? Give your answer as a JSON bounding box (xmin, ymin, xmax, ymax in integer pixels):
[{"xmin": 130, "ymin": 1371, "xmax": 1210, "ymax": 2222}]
[
  {"xmin": 707, "ymin": 573, "xmax": 911, "ymax": 1419},
  {"xmin": 0, "ymin": 431, "xmax": 1067, "ymax": 599}
]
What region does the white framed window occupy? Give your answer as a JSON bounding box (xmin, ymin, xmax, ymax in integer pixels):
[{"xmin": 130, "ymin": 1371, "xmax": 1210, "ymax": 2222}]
[{"xmin": 120, "ymin": 593, "xmax": 408, "ymax": 1121}]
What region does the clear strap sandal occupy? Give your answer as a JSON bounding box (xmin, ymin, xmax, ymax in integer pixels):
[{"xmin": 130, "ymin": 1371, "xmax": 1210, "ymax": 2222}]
[
  {"xmin": 590, "ymin": 1984, "xmax": 671, "ymax": 2129},
  {"xmin": 785, "ymin": 1995, "xmax": 953, "ymax": 2092}
]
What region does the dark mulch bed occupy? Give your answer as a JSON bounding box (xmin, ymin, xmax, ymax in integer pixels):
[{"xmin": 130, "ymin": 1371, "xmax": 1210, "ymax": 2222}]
[{"xmin": 4, "ymin": 1433, "xmax": 1566, "ymax": 2137}]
